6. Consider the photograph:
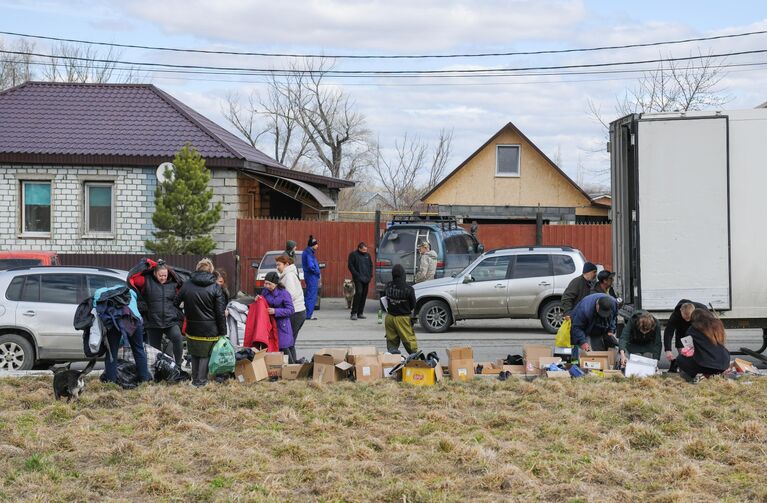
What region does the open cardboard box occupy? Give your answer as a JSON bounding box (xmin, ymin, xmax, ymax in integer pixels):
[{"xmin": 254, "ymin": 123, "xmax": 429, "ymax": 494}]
[
  {"xmin": 354, "ymin": 355, "xmax": 382, "ymax": 383},
  {"xmin": 282, "ymin": 362, "xmax": 312, "ymax": 380},
  {"xmin": 313, "ymin": 348, "xmax": 353, "ymax": 384},
  {"xmin": 234, "ymin": 349, "xmax": 268, "ymax": 384},
  {"xmin": 524, "ymin": 344, "xmax": 551, "ymax": 374},
  {"xmin": 580, "ymin": 350, "xmax": 616, "ymax": 371},
  {"xmin": 447, "ymin": 346, "xmax": 474, "ymax": 381},
  {"xmin": 265, "ymin": 352, "xmax": 288, "ymax": 379},
  {"xmin": 347, "ymin": 346, "xmax": 378, "ymax": 364},
  {"xmin": 379, "ymin": 353, "xmax": 404, "ymax": 378},
  {"xmin": 402, "ymin": 359, "xmax": 443, "ymax": 386}
]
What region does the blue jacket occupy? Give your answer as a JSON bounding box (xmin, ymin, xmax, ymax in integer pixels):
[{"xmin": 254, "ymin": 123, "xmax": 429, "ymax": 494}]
[
  {"xmin": 570, "ymin": 293, "xmax": 617, "ymax": 346},
  {"xmin": 302, "ymin": 247, "xmax": 321, "ymax": 278}
]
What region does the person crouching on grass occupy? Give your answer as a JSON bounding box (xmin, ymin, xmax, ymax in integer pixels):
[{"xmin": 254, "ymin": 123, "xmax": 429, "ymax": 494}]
[
  {"xmin": 676, "ymin": 308, "xmax": 730, "ymax": 381},
  {"xmin": 383, "ymin": 264, "xmax": 418, "ymax": 354},
  {"xmin": 175, "ymin": 258, "xmax": 226, "ymax": 387},
  {"xmin": 618, "ymin": 311, "xmax": 661, "ymax": 369},
  {"xmin": 261, "ymin": 272, "xmax": 296, "ymax": 363}
]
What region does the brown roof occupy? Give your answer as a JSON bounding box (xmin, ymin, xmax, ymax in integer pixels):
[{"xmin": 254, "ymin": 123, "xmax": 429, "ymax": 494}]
[
  {"xmin": 0, "ymin": 81, "xmax": 353, "ymax": 189},
  {"xmin": 421, "ymin": 121, "xmax": 591, "ymax": 201}
]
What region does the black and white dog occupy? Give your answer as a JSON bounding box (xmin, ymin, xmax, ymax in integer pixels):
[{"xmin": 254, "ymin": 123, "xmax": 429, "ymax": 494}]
[{"xmin": 53, "ymin": 359, "xmax": 96, "ymax": 402}]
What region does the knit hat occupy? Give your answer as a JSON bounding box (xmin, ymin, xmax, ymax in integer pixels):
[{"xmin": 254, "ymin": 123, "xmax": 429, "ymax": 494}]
[
  {"xmin": 286, "ymin": 240, "xmax": 296, "ymax": 250},
  {"xmin": 264, "ymin": 272, "xmax": 280, "ymax": 285},
  {"xmin": 583, "ymin": 262, "xmax": 597, "ymax": 274},
  {"xmin": 597, "ymin": 296, "xmax": 613, "ymax": 318},
  {"xmin": 307, "ymin": 235, "xmax": 318, "ymax": 247}
]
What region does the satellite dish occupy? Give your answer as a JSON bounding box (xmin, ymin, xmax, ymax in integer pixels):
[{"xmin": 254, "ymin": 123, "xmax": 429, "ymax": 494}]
[{"xmin": 156, "ymin": 162, "xmax": 175, "ymax": 184}]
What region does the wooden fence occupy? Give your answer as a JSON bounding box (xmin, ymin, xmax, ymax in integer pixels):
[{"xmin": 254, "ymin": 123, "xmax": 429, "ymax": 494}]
[{"xmin": 237, "ymin": 219, "xmax": 612, "ymax": 297}]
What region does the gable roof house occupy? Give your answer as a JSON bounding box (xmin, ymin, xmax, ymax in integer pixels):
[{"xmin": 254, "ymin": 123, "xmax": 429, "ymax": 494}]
[
  {"xmin": 0, "ymin": 82, "xmax": 353, "ymax": 254},
  {"xmin": 422, "ymin": 122, "xmax": 609, "ymax": 223}
]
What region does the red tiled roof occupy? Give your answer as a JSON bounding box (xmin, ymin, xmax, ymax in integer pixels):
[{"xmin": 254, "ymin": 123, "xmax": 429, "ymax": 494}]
[{"xmin": 0, "ymin": 81, "xmax": 353, "ymax": 188}]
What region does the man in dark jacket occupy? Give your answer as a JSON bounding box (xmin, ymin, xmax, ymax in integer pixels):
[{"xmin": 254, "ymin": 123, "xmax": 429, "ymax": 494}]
[
  {"xmin": 348, "ymin": 242, "xmax": 374, "ymax": 321},
  {"xmin": 174, "ymin": 258, "xmax": 227, "ymax": 387},
  {"xmin": 570, "ymin": 293, "xmax": 618, "ymax": 359},
  {"xmin": 562, "ymin": 262, "xmax": 598, "ymax": 317},
  {"xmin": 664, "ymin": 299, "xmax": 708, "ymax": 371},
  {"xmin": 592, "ymin": 270, "xmax": 618, "ymax": 299},
  {"xmin": 383, "ymin": 264, "xmax": 418, "ymax": 354}
]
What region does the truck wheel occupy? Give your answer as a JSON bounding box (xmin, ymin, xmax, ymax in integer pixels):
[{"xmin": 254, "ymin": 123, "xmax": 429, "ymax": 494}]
[
  {"xmin": 419, "ymin": 300, "xmax": 452, "ymax": 333},
  {"xmin": 540, "ymin": 300, "xmax": 564, "ymax": 334},
  {"xmin": 0, "ymin": 334, "xmax": 35, "ymax": 371}
]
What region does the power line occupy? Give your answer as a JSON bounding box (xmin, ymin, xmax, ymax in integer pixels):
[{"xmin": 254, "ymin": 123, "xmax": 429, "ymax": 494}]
[
  {"xmin": 0, "ymin": 28, "xmax": 766, "ymax": 59},
  {"xmin": 0, "ymin": 47, "xmax": 764, "ymax": 78}
]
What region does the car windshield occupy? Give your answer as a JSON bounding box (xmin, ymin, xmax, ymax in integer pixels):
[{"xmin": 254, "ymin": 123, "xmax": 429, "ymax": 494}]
[{"xmin": 260, "ymin": 252, "xmax": 304, "ymax": 271}]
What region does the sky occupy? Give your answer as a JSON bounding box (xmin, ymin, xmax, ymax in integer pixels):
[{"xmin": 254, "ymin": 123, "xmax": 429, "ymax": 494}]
[{"xmin": 1, "ymin": 0, "xmax": 766, "ymax": 190}]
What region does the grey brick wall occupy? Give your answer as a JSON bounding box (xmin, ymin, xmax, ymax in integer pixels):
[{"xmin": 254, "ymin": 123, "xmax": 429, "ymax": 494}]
[{"xmin": 0, "ymin": 165, "xmax": 236, "ymax": 254}]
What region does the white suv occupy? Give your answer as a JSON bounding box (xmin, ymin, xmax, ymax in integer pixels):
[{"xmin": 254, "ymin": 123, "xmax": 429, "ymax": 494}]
[
  {"xmin": 0, "ymin": 266, "xmax": 127, "ymax": 370},
  {"xmin": 413, "ymin": 247, "xmax": 586, "ymax": 334}
]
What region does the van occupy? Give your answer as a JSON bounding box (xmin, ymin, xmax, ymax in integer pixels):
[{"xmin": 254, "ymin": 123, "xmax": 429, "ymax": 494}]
[
  {"xmin": 0, "ymin": 251, "xmax": 60, "ymax": 270},
  {"xmin": 375, "ymin": 217, "xmax": 482, "ymax": 294}
]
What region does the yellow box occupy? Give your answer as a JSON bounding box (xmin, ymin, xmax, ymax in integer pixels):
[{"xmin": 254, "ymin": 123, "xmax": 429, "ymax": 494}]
[{"xmin": 401, "ymin": 360, "xmax": 442, "ymax": 386}]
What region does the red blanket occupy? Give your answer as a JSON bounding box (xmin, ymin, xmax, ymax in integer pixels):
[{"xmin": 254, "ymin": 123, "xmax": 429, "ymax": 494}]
[{"xmin": 243, "ymin": 297, "xmax": 279, "ymax": 352}]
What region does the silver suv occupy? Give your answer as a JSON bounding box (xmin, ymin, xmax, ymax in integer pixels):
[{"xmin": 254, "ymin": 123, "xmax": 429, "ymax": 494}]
[
  {"xmin": 413, "ymin": 247, "xmax": 586, "ymax": 334},
  {"xmin": 0, "ymin": 266, "xmax": 127, "ymax": 370}
]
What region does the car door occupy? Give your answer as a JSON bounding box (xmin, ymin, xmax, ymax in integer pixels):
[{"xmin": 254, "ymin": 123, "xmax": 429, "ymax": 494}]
[
  {"xmin": 455, "ymin": 255, "xmax": 512, "ymax": 318},
  {"xmin": 552, "ymin": 254, "xmax": 578, "ymax": 292},
  {"xmin": 507, "ymin": 254, "xmax": 555, "ymax": 316},
  {"xmin": 14, "ymin": 273, "xmax": 86, "ymax": 359}
]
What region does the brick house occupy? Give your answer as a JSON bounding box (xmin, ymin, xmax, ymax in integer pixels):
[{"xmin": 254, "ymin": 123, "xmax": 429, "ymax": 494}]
[{"xmin": 0, "ymin": 82, "xmax": 353, "ymax": 254}]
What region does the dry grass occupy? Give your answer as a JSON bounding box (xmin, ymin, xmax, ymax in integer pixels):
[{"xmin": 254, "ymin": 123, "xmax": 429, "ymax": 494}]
[{"xmin": 1, "ymin": 375, "xmax": 767, "ymax": 502}]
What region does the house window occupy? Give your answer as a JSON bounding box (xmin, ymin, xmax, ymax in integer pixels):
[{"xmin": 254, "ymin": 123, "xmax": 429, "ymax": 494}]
[
  {"xmin": 496, "ymin": 145, "xmax": 521, "ymax": 177},
  {"xmin": 21, "ymin": 181, "xmax": 51, "ymax": 234},
  {"xmin": 85, "ymin": 183, "xmax": 113, "ymax": 234}
]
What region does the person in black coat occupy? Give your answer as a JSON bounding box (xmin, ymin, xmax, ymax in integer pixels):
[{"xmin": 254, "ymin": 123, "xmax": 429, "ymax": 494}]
[
  {"xmin": 562, "ymin": 262, "xmax": 598, "ymax": 317},
  {"xmin": 664, "ymin": 299, "xmax": 708, "ymax": 371},
  {"xmin": 676, "ymin": 309, "xmax": 730, "ymax": 380},
  {"xmin": 383, "ymin": 264, "xmax": 418, "ymax": 354},
  {"xmin": 348, "ymin": 242, "xmax": 373, "ymax": 320},
  {"xmin": 174, "ymin": 258, "xmax": 227, "ymax": 387},
  {"xmin": 141, "ymin": 263, "xmax": 184, "ymax": 366}
]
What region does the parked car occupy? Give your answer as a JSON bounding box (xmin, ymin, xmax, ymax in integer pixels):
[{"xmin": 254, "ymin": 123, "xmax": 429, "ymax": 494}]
[
  {"xmin": 413, "ymin": 246, "xmax": 587, "ymax": 334},
  {"xmin": 0, "ymin": 251, "xmax": 60, "ymax": 270},
  {"xmin": 253, "ymin": 250, "xmax": 324, "ymax": 310},
  {"xmin": 375, "ymin": 217, "xmax": 483, "ymax": 295},
  {"xmin": 0, "ymin": 265, "xmax": 128, "ymax": 370}
]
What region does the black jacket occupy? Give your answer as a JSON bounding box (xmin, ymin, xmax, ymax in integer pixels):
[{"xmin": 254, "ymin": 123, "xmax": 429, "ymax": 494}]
[
  {"xmin": 174, "ymin": 272, "xmax": 226, "ymax": 337},
  {"xmin": 385, "ymin": 281, "xmax": 416, "ymax": 316},
  {"xmin": 141, "ymin": 275, "xmax": 182, "ymax": 329},
  {"xmin": 348, "ymin": 250, "xmax": 373, "ymax": 284},
  {"xmin": 663, "ymin": 299, "xmax": 708, "ymax": 351},
  {"xmin": 562, "ymin": 276, "xmax": 593, "ymax": 315},
  {"xmin": 687, "ymin": 326, "xmax": 730, "ymax": 371}
]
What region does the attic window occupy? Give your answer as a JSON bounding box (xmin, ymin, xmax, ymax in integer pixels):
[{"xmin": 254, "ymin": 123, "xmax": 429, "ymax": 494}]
[{"xmin": 496, "ymin": 145, "xmax": 520, "ymax": 177}]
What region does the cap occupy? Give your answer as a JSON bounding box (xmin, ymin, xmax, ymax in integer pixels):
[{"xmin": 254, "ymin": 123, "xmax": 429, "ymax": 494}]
[
  {"xmin": 597, "ymin": 270, "xmax": 615, "ymax": 282},
  {"xmin": 597, "ymin": 296, "xmax": 613, "ymax": 318},
  {"xmin": 583, "ymin": 262, "xmax": 597, "ymax": 274}
]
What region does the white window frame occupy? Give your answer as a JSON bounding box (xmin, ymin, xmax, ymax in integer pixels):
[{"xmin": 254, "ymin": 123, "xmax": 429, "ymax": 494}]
[
  {"xmin": 20, "ymin": 180, "xmax": 53, "ymax": 237},
  {"xmin": 496, "ymin": 144, "xmax": 521, "ymax": 177},
  {"xmin": 84, "ymin": 182, "xmax": 115, "ymax": 237}
]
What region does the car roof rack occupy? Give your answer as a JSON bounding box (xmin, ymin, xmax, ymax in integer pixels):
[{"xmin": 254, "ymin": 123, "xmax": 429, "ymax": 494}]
[
  {"xmin": 389, "ymin": 215, "xmax": 460, "ymax": 231},
  {"xmin": 484, "ymin": 245, "xmax": 576, "ymax": 255},
  {"xmin": 3, "ymin": 265, "xmax": 121, "ymax": 274}
]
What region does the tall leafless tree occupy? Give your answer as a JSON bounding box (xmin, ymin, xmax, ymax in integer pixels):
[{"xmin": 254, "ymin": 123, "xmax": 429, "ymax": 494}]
[{"xmin": 0, "ymin": 38, "xmax": 35, "ymax": 90}]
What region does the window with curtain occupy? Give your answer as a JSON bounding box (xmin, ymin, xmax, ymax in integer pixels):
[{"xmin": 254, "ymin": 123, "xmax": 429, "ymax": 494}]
[
  {"xmin": 22, "ymin": 182, "xmax": 51, "ymax": 233},
  {"xmin": 85, "ymin": 183, "xmax": 113, "ymax": 233}
]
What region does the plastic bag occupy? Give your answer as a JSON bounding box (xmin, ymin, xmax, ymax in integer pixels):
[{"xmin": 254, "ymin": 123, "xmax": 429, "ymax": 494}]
[
  {"xmin": 115, "ymin": 359, "xmax": 139, "ymax": 389},
  {"xmin": 555, "ymin": 318, "xmax": 572, "ymax": 347},
  {"xmin": 154, "ymin": 353, "xmax": 185, "ymax": 383},
  {"xmin": 208, "ymin": 337, "xmax": 236, "ymax": 375},
  {"xmin": 88, "ymin": 308, "xmax": 103, "ymax": 355}
]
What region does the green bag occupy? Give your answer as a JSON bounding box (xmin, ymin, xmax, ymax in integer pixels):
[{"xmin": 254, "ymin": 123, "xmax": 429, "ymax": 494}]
[{"xmin": 208, "ymin": 337, "xmax": 236, "ymax": 375}]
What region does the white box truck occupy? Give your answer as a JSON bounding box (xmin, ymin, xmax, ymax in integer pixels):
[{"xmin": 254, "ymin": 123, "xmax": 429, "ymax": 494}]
[{"xmin": 609, "ymin": 109, "xmax": 767, "ymax": 356}]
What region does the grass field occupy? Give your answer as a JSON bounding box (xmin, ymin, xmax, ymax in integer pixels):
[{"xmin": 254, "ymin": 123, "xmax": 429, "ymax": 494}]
[{"xmin": 1, "ymin": 375, "xmax": 766, "ymax": 502}]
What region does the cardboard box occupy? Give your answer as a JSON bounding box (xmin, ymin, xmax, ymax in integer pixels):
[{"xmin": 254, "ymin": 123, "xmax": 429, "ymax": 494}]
[
  {"xmin": 313, "ymin": 351, "xmax": 353, "ymax": 384},
  {"xmin": 580, "ymin": 350, "xmax": 616, "ymax": 371},
  {"xmin": 265, "ymin": 352, "xmax": 287, "ymax": 379},
  {"xmin": 734, "ymin": 358, "xmax": 757, "ymax": 374},
  {"xmin": 282, "ymin": 363, "xmax": 312, "ymax": 380},
  {"xmin": 523, "ymin": 344, "xmax": 551, "ymax": 374},
  {"xmin": 602, "ymin": 369, "xmax": 625, "ymax": 378},
  {"xmin": 234, "ymin": 350, "xmax": 268, "ymax": 384},
  {"xmin": 539, "ymin": 357, "xmax": 563, "ymax": 374},
  {"xmin": 402, "ymin": 360, "xmax": 443, "ymax": 386},
  {"xmin": 347, "ymin": 346, "xmax": 378, "ymax": 364},
  {"xmin": 504, "ymin": 365, "xmax": 527, "ymax": 375},
  {"xmin": 478, "ymin": 361, "xmax": 502, "ymax": 375},
  {"xmin": 447, "ymin": 346, "xmax": 474, "ymax": 381},
  {"xmin": 546, "ymin": 370, "xmax": 570, "ymax": 379},
  {"xmin": 354, "ymin": 355, "xmax": 382, "ymax": 383},
  {"xmin": 379, "ymin": 353, "xmax": 404, "ymax": 378},
  {"xmin": 625, "ymin": 354, "xmax": 658, "ymax": 377}
]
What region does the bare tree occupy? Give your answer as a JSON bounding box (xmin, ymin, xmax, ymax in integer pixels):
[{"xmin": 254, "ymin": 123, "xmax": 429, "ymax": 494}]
[
  {"xmin": 0, "ymin": 38, "xmax": 35, "ymax": 90},
  {"xmin": 42, "ymin": 42, "xmax": 143, "ymax": 84},
  {"xmin": 426, "ymin": 129, "xmax": 453, "ymax": 190}
]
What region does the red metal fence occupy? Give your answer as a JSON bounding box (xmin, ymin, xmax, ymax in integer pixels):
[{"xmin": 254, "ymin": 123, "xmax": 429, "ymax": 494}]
[{"xmin": 237, "ymin": 219, "xmax": 612, "ymax": 297}]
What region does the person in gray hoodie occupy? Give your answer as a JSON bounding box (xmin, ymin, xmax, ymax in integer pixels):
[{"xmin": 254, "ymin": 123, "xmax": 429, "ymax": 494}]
[{"xmin": 415, "ymin": 241, "xmax": 437, "ymax": 283}]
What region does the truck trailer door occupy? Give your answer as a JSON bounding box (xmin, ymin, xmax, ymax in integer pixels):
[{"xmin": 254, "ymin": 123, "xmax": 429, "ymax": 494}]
[{"xmin": 636, "ymin": 116, "xmax": 730, "ymax": 310}]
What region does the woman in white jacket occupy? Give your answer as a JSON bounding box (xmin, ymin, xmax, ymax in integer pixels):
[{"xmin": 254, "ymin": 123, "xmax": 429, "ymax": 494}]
[{"xmin": 275, "ymin": 255, "xmax": 307, "ymax": 361}]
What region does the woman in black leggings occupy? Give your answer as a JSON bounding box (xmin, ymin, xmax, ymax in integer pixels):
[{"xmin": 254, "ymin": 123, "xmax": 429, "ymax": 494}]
[{"xmin": 141, "ymin": 264, "xmax": 184, "ymax": 366}]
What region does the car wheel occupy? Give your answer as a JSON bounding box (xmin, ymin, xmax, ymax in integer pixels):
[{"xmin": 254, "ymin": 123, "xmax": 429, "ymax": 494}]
[
  {"xmin": 540, "ymin": 300, "xmax": 564, "ymax": 334},
  {"xmin": 419, "ymin": 300, "xmax": 452, "ymax": 333},
  {"xmin": 0, "ymin": 334, "xmax": 35, "ymax": 371}
]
